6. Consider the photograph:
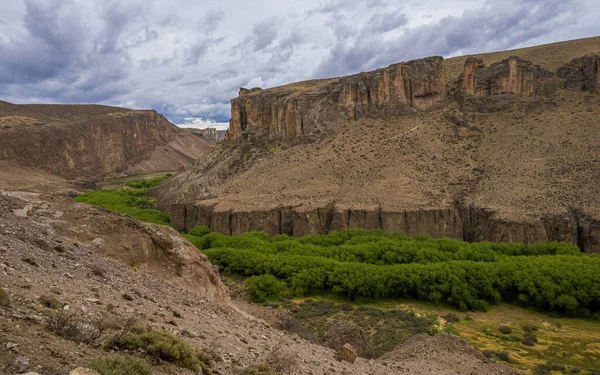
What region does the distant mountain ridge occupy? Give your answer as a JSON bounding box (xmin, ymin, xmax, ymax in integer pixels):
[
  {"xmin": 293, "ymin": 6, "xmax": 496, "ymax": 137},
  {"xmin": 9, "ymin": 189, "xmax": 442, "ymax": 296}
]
[{"xmin": 0, "ymin": 102, "xmax": 214, "ymax": 180}]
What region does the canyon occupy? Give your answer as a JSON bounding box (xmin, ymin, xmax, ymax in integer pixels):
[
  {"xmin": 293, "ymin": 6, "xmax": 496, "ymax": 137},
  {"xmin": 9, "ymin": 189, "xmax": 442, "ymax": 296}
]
[
  {"xmin": 0, "ymin": 102, "xmax": 214, "ymax": 180},
  {"xmin": 154, "ymin": 37, "xmax": 600, "ymax": 252}
]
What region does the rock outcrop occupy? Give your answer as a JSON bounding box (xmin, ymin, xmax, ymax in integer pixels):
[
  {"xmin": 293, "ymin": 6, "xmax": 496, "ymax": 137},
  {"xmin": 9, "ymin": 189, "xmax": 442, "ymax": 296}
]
[
  {"xmin": 460, "ymin": 56, "xmax": 555, "ymax": 97},
  {"xmin": 557, "ymin": 53, "xmax": 600, "ymax": 92},
  {"xmin": 186, "ymin": 127, "xmax": 222, "ymax": 143},
  {"xmin": 169, "ymin": 201, "xmax": 600, "ymax": 252},
  {"xmin": 458, "ymin": 56, "xmax": 555, "ymax": 112},
  {"xmin": 0, "ymin": 102, "xmax": 214, "ymax": 180},
  {"xmin": 324, "ymin": 320, "xmax": 375, "ymax": 359},
  {"xmin": 226, "ymin": 56, "xmax": 446, "ymax": 142}
]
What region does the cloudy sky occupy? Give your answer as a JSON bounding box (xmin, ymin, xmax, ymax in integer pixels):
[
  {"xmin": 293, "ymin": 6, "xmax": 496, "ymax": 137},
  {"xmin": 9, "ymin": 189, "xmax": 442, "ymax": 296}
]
[{"xmin": 0, "ymin": 0, "xmax": 597, "ymax": 129}]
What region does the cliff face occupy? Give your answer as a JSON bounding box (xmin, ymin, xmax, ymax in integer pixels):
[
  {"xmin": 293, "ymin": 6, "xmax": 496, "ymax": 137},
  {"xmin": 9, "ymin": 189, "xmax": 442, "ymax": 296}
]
[
  {"xmin": 170, "ymin": 201, "xmax": 600, "ymax": 253},
  {"xmin": 460, "ymin": 56, "xmax": 555, "ymax": 98},
  {"xmin": 154, "ymin": 39, "xmax": 600, "ymax": 253},
  {"xmin": 0, "ymin": 103, "xmax": 214, "ymax": 180},
  {"xmin": 227, "ymin": 56, "xmax": 446, "ymax": 142},
  {"xmin": 186, "ymin": 127, "xmax": 221, "ymax": 143},
  {"xmin": 557, "ymin": 54, "xmax": 600, "ymax": 92}
]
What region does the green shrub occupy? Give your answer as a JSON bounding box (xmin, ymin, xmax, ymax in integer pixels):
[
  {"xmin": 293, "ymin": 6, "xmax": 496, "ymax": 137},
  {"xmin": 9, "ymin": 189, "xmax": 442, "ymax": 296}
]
[
  {"xmin": 88, "ymin": 356, "xmax": 152, "ymax": 375},
  {"xmin": 444, "ymin": 313, "xmax": 460, "ymax": 323},
  {"xmin": 125, "ymin": 175, "xmax": 170, "ymax": 189},
  {"xmin": 39, "ymin": 294, "xmax": 62, "ymax": 309},
  {"xmin": 498, "ymin": 326, "xmax": 512, "ymax": 334},
  {"xmin": 245, "ymin": 275, "xmax": 286, "ymax": 301},
  {"xmin": 106, "ymin": 330, "xmax": 201, "ymax": 372},
  {"xmin": 0, "ymin": 288, "xmax": 9, "ymax": 307},
  {"xmin": 522, "ymin": 332, "xmax": 538, "ymax": 346},
  {"xmin": 189, "ymin": 225, "xmax": 211, "ymax": 237},
  {"xmin": 496, "ymin": 351, "xmax": 510, "ymax": 362}
]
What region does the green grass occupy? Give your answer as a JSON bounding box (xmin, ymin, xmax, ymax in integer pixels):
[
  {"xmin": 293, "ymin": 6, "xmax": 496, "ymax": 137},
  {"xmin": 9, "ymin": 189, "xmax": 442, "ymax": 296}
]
[
  {"xmin": 125, "ymin": 174, "xmax": 171, "ymax": 189},
  {"xmin": 75, "ymin": 176, "xmax": 170, "ymax": 225}
]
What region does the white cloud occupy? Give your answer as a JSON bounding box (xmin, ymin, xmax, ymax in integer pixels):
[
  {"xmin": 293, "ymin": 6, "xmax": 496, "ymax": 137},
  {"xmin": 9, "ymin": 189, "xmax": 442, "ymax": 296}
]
[{"xmin": 177, "ymin": 117, "xmax": 229, "ymax": 131}]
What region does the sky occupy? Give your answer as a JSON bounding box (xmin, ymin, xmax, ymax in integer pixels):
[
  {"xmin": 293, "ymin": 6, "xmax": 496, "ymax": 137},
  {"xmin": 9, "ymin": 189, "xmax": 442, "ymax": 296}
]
[{"xmin": 0, "ymin": 0, "xmax": 597, "ymax": 130}]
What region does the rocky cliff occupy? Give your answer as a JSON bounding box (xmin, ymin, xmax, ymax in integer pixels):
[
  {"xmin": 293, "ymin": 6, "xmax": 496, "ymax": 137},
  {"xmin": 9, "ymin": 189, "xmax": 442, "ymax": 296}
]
[
  {"xmin": 227, "ymin": 56, "xmax": 446, "ymax": 142},
  {"xmin": 557, "ymin": 54, "xmax": 600, "ymax": 92},
  {"xmin": 185, "ymin": 127, "xmax": 223, "ymax": 143},
  {"xmin": 154, "ymin": 38, "xmax": 600, "ymax": 252},
  {"xmin": 0, "ymin": 102, "xmax": 214, "ymax": 180}
]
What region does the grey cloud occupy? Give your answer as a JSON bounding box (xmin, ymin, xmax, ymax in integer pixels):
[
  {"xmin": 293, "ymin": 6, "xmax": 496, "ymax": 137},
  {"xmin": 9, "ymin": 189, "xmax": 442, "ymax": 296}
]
[
  {"xmin": 0, "ymin": 0, "xmax": 596, "ymax": 126},
  {"xmin": 312, "ymin": 0, "xmax": 584, "ymax": 78}
]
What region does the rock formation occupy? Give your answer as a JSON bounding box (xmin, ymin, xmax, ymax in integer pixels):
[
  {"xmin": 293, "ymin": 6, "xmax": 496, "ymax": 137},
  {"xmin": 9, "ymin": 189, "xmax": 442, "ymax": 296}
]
[
  {"xmin": 459, "ymin": 56, "xmax": 555, "ymax": 98},
  {"xmin": 154, "ymin": 39, "xmax": 600, "ymax": 253},
  {"xmin": 324, "ymin": 320, "xmax": 375, "ymax": 359},
  {"xmin": 557, "ymin": 53, "xmax": 600, "ymax": 92},
  {"xmin": 227, "ymin": 56, "xmax": 446, "ymax": 142},
  {"xmin": 0, "ymin": 102, "xmax": 214, "ymax": 180},
  {"xmin": 186, "ymin": 127, "xmax": 222, "ymax": 143}
]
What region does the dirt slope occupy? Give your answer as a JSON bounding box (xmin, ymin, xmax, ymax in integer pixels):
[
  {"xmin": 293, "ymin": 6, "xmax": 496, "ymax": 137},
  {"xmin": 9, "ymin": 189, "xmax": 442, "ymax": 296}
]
[
  {"xmin": 153, "ymin": 36, "xmax": 600, "ymax": 252},
  {"xmin": 0, "ymin": 102, "xmax": 214, "ymax": 180}
]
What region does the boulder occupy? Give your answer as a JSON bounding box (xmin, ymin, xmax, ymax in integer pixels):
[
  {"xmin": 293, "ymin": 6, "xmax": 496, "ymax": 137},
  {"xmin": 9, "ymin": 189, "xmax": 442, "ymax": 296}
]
[
  {"xmin": 323, "ymin": 320, "xmax": 375, "ymax": 358},
  {"xmin": 334, "ymin": 343, "xmax": 357, "ymax": 364},
  {"xmin": 11, "ymin": 355, "xmax": 29, "ymax": 373}
]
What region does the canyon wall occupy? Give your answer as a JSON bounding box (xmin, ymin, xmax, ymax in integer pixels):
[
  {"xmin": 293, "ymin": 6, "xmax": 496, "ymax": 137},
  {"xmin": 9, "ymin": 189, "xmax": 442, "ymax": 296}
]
[
  {"xmin": 227, "ymin": 56, "xmax": 446, "ymax": 142},
  {"xmin": 171, "ymin": 201, "xmax": 600, "ymax": 253},
  {"xmin": 0, "ymin": 103, "xmax": 214, "ymax": 180}
]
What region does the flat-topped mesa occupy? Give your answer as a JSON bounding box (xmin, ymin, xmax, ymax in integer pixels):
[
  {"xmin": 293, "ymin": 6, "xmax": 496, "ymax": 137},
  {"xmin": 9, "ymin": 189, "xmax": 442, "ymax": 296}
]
[
  {"xmin": 226, "ymin": 56, "xmax": 446, "ymax": 142},
  {"xmin": 460, "ymin": 56, "xmax": 555, "ymax": 98},
  {"xmin": 557, "ymin": 53, "xmax": 600, "ymax": 92}
]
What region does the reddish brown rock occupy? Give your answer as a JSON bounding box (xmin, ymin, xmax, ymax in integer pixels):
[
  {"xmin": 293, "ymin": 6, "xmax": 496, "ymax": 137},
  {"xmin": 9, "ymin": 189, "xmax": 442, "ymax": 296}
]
[{"xmin": 226, "ymin": 56, "xmax": 446, "ymax": 142}]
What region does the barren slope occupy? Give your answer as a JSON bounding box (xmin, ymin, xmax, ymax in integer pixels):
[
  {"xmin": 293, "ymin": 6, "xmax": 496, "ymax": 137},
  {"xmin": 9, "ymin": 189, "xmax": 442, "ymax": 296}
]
[{"xmin": 0, "ymin": 102, "xmax": 214, "ymax": 180}]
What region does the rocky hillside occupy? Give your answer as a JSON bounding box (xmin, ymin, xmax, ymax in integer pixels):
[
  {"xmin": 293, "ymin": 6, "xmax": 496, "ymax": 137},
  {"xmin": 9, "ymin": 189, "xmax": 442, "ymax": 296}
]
[
  {"xmin": 153, "ymin": 37, "xmax": 600, "ymax": 252},
  {"xmin": 0, "ymin": 101, "xmax": 214, "ymax": 180},
  {"xmin": 0, "ymin": 170, "xmax": 519, "ymax": 375}
]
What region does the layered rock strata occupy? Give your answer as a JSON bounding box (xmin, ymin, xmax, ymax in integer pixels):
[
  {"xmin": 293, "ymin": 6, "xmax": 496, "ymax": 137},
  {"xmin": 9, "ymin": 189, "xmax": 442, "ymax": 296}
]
[
  {"xmin": 0, "ymin": 103, "xmax": 213, "ymax": 180},
  {"xmin": 170, "ymin": 201, "xmax": 600, "ymax": 252},
  {"xmin": 227, "ymin": 56, "xmax": 446, "ymax": 142}
]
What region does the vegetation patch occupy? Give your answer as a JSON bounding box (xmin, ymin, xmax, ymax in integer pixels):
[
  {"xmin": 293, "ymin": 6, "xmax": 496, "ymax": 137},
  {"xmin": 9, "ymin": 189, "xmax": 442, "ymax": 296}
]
[
  {"xmin": 0, "ymin": 287, "xmax": 10, "ymax": 307},
  {"xmin": 88, "ymin": 356, "xmax": 152, "ymax": 375},
  {"xmin": 105, "ymin": 330, "xmax": 207, "ymax": 372},
  {"xmin": 75, "ymin": 175, "xmax": 170, "ymax": 225},
  {"xmin": 245, "ymin": 275, "xmax": 286, "ymax": 301},
  {"xmin": 185, "ymin": 228, "xmax": 600, "ymax": 316}
]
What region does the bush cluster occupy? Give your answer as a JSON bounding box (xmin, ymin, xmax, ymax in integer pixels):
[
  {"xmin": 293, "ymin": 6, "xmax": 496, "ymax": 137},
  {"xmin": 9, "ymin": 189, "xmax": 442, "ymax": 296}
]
[
  {"xmin": 245, "ymin": 275, "xmax": 286, "ymax": 301},
  {"xmin": 186, "ymin": 228, "xmax": 600, "ymax": 315},
  {"xmin": 88, "ymin": 356, "xmax": 152, "ymax": 375},
  {"xmin": 106, "ymin": 330, "xmax": 207, "ymax": 372}
]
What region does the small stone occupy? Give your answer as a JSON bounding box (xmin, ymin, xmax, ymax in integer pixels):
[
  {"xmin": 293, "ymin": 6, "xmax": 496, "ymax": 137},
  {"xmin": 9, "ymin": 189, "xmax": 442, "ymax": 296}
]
[
  {"xmin": 12, "ymin": 355, "xmax": 29, "ymax": 373},
  {"xmin": 6, "ymin": 342, "xmax": 18, "ymax": 350},
  {"xmin": 69, "ymin": 368, "xmax": 102, "ymax": 375},
  {"xmin": 122, "ymin": 293, "xmax": 135, "ymax": 301}
]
